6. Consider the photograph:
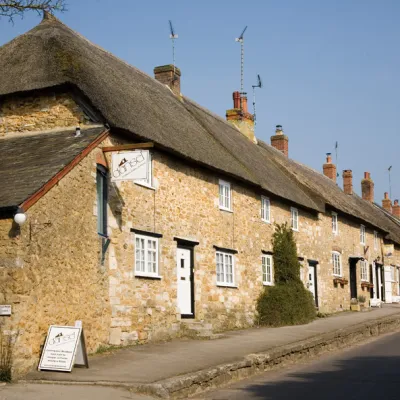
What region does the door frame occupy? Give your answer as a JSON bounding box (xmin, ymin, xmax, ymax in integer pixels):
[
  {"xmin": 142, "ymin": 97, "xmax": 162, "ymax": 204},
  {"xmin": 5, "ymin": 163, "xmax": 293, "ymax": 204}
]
[
  {"xmin": 307, "ymin": 259, "xmax": 319, "ymax": 308},
  {"xmin": 174, "ymin": 237, "xmax": 199, "ymax": 319},
  {"xmin": 348, "ymin": 257, "xmax": 359, "ymax": 300}
]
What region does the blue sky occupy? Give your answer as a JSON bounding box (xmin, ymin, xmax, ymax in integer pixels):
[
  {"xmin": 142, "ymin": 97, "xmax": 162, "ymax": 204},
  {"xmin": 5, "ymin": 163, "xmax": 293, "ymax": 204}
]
[{"xmin": 1, "ymin": 0, "xmax": 399, "ymax": 203}]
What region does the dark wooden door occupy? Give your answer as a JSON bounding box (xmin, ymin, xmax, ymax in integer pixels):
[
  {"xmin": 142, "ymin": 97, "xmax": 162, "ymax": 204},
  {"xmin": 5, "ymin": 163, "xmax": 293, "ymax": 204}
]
[{"xmin": 350, "ymin": 261, "xmax": 357, "ymax": 299}]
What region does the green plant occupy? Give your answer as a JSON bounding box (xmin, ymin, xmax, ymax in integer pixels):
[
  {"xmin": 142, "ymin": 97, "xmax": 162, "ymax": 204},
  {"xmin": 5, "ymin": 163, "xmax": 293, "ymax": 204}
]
[
  {"xmin": 256, "ymin": 223, "xmax": 316, "ymax": 327},
  {"xmin": 0, "ymin": 325, "xmax": 16, "ymax": 382},
  {"xmin": 357, "ymin": 295, "xmax": 366, "ymax": 304}
]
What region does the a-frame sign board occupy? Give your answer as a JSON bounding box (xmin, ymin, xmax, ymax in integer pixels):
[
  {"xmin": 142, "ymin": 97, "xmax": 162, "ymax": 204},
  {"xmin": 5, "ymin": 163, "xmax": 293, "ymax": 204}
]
[{"xmin": 38, "ymin": 325, "xmax": 89, "ymax": 372}]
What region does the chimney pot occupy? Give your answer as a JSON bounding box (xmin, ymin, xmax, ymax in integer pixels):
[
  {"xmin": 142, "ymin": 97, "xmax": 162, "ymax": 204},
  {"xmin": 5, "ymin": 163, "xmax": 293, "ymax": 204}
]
[
  {"xmin": 382, "ymin": 192, "xmax": 392, "ymax": 213},
  {"xmin": 361, "ymin": 172, "xmax": 374, "ymax": 202},
  {"xmin": 393, "ymin": 199, "xmax": 400, "ymax": 218},
  {"xmin": 233, "ymin": 91, "xmax": 241, "ymax": 109},
  {"xmin": 271, "ymin": 125, "xmax": 289, "ymax": 157},
  {"xmin": 154, "ymin": 65, "xmax": 181, "ymax": 96},
  {"xmin": 343, "ymin": 170, "xmax": 353, "ymax": 195},
  {"xmin": 323, "ymin": 153, "xmax": 336, "ymax": 182}
]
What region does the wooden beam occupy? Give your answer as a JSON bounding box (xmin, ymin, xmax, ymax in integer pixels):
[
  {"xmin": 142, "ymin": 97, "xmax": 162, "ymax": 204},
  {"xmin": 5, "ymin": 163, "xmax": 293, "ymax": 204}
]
[
  {"xmin": 21, "ymin": 129, "xmax": 110, "ymax": 212},
  {"xmin": 102, "ymin": 142, "xmax": 154, "ymax": 152}
]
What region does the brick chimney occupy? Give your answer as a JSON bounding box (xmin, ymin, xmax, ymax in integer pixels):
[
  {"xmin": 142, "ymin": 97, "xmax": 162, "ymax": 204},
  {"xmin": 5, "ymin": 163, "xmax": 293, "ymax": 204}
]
[
  {"xmin": 343, "ymin": 170, "xmax": 353, "ymax": 195},
  {"xmin": 154, "ymin": 65, "xmax": 181, "ymax": 96},
  {"xmin": 226, "ymin": 91, "xmax": 256, "ymax": 144},
  {"xmin": 270, "ymin": 125, "xmax": 289, "ymax": 157},
  {"xmin": 393, "ymin": 199, "xmax": 400, "ymax": 218},
  {"xmin": 361, "ymin": 172, "xmax": 374, "ymax": 202},
  {"xmin": 323, "ymin": 153, "xmax": 337, "ymax": 182},
  {"xmin": 382, "ymin": 192, "xmax": 392, "ymax": 213}
]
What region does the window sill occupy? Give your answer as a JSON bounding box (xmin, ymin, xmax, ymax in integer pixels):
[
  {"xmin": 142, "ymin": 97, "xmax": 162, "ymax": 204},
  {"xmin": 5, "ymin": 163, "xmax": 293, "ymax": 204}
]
[
  {"xmin": 217, "ymin": 284, "xmax": 238, "ymax": 288},
  {"xmin": 134, "ymin": 181, "xmax": 156, "ymax": 190},
  {"xmin": 263, "ymin": 282, "xmax": 274, "ymax": 286},
  {"xmin": 360, "ymin": 242, "xmax": 366, "ymax": 246},
  {"xmin": 261, "ymin": 219, "xmax": 271, "ymax": 224},
  {"xmin": 333, "ymin": 277, "xmax": 348, "ymax": 286},
  {"xmin": 291, "ymin": 228, "xmax": 299, "ymax": 232},
  {"xmin": 219, "ymin": 207, "xmax": 233, "ymax": 213},
  {"xmin": 135, "ymin": 273, "xmax": 162, "ymax": 280}
]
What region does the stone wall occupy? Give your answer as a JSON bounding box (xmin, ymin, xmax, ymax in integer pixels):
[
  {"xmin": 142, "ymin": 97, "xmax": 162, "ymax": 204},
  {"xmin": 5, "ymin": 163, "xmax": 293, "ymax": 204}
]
[
  {"xmin": 0, "ymin": 92, "xmax": 90, "ymax": 135},
  {"xmin": 0, "ymin": 146, "xmax": 110, "ymax": 376},
  {"xmin": 102, "ymin": 133, "xmax": 395, "ymax": 346}
]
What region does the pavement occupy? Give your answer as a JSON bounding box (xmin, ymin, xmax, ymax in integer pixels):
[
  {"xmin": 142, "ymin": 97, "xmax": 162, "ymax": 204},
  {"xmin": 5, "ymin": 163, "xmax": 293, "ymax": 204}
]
[
  {"xmin": 25, "ymin": 305, "xmax": 400, "ymax": 386},
  {"xmin": 196, "ymin": 330, "xmax": 400, "ymax": 399},
  {"xmin": 0, "ymin": 383, "xmax": 153, "ymax": 400}
]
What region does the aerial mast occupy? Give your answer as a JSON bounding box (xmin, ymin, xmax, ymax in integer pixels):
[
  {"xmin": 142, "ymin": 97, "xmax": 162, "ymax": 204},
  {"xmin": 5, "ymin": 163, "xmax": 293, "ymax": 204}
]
[
  {"xmin": 252, "ymin": 74, "xmax": 263, "ymax": 133},
  {"xmin": 169, "ymin": 20, "xmax": 178, "ymax": 77},
  {"xmin": 235, "ymin": 26, "xmax": 248, "ymax": 111}
]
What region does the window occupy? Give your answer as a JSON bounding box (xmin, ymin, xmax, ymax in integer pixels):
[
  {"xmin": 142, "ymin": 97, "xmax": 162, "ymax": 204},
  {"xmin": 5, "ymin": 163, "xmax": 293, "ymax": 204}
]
[
  {"xmin": 134, "ymin": 151, "xmax": 153, "ymax": 188},
  {"xmin": 262, "ymin": 255, "xmax": 273, "ymax": 285},
  {"xmin": 291, "ymin": 207, "xmax": 299, "ymax": 231},
  {"xmin": 216, "ymin": 251, "xmax": 235, "ymax": 286},
  {"xmin": 219, "ymin": 180, "xmax": 232, "ymax": 211},
  {"xmin": 360, "ymin": 225, "xmax": 366, "ymax": 245},
  {"xmin": 96, "ymin": 165, "xmax": 108, "ymax": 236},
  {"xmin": 332, "ymin": 212, "xmax": 338, "ymax": 234},
  {"xmin": 135, "ymin": 234, "xmax": 159, "ymax": 277},
  {"xmin": 360, "ymin": 260, "xmax": 368, "ymax": 281},
  {"xmin": 332, "ymin": 252, "xmax": 342, "ymax": 277},
  {"xmin": 374, "ymin": 231, "xmax": 378, "ymax": 250},
  {"xmin": 261, "ymin": 196, "xmax": 271, "ymax": 223}
]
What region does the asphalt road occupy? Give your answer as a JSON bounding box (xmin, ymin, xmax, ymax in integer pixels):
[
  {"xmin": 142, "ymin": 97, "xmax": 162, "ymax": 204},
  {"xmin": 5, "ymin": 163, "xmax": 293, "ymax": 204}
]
[{"xmin": 196, "ymin": 331, "xmax": 400, "ymax": 400}]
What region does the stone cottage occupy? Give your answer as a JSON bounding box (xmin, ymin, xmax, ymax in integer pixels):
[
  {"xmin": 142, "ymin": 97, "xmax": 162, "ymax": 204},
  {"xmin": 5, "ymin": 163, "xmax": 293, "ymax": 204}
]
[{"xmin": 1, "ymin": 13, "xmax": 400, "ymax": 374}]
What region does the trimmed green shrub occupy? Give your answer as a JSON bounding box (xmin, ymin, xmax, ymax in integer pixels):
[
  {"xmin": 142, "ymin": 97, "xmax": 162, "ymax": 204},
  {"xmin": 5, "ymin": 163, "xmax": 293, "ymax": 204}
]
[{"xmin": 256, "ymin": 223, "xmax": 316, "ymax": 327}]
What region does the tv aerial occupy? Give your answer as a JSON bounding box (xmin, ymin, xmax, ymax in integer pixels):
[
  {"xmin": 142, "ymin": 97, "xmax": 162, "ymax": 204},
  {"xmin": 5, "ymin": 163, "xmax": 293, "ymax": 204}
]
[
  {"xmin": 252, "ymin": 74, "xmax": 263, "ymax": 132},
  {"xmin": 169, "ymin": 20, "xmax": 178, "ymax": 76},
  {"xmin": 235, "ymin": 26, "xmax": 248, "ymax": 110}
]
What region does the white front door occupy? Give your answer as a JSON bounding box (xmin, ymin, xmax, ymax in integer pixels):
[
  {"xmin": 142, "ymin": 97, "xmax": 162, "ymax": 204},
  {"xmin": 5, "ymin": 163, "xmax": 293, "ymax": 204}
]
[
  {"xmin": 384, "ymin": 266, "xmax": 393, "ymax": 303},
  {"xmin": 177, "ymin": 248, "xmax": 193, "ymax": 316},
  {"xmin": 308, "ymin": 265, "xmax": 316, "ymax": 301}
]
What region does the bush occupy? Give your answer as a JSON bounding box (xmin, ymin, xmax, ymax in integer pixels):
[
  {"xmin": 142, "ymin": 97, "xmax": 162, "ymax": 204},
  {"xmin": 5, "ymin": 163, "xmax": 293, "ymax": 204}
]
[{"xmin": 256, "ymin": 223, "xmax": 316, "ymax": 327}]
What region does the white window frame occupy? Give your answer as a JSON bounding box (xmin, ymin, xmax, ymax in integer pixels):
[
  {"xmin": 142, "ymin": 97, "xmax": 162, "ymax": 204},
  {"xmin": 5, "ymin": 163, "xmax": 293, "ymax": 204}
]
[
  {"xmin": 216, "ymin": 251, "xmax": 235, "ymax": 287},
  {"xmin": 262, "ymin": 255, "xmax": 274, "ymax": 286},
  {"xmin": 291, "ymin": 207, "xmax": 299, "ymax": 231},
  {"xmin": 360, "ymin": 260, "xmax": 368, "ymax": 282},
  {"xmin": 332, "ymin": 251, "xmax": 342, "ymax": 277},
  {"xmin": 261, "ymin": 196, "xmax": 271, "ymax": 223},
  {"xmin": 360, "ymin": 225, "xmax": 366, "ymax": 245},
  {"xmin": 374, "ymin": 231, "xmax": 378, "ymax": 250},
  {"xmin": 332, "ymin": 212, "xmax": 338, "ymax": 234},
  {"xmin": 134, "ymin": 234, "xmax": 160, "ymax": 278},
  {"xmin": 134, "ymin": 152, "xmax": 154, "ymax": 189},
  {"xmin": 219, "ymin": 180, "xmax": 232, "ymax": 212}
]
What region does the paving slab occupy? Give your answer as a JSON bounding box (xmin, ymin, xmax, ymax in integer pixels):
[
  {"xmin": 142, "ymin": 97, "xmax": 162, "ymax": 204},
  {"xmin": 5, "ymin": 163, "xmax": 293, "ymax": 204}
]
[{"xmin": 25, "ymin": 305, "xmax": 400, "ymax": 386}]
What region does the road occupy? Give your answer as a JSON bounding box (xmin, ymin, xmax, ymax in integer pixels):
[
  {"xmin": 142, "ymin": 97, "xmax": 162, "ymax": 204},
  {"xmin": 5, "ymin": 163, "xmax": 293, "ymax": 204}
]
[{"xmin": 196, "ymin": 331, "xmax": 400, "ymax": 400}]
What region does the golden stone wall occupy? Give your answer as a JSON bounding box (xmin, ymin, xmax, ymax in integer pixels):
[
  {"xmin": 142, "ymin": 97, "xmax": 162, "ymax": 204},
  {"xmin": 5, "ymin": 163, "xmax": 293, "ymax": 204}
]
[
  {"xmin": 0, "ymin": 92, "xmax": 90, "ymax": 135},
  {"xmin": 102, "ymin": 134, "xmax": 396, "ymax": 346},
  {"xmin": 0, "ymin": 146, "xmax": 110, "ymax": 376}
]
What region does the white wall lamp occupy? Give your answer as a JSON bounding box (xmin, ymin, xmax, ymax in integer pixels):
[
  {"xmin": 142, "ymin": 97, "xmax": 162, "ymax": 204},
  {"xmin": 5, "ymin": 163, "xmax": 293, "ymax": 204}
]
[{"xmin": 14, "ymin": 208, "xmax": 27, "ymax": 226}]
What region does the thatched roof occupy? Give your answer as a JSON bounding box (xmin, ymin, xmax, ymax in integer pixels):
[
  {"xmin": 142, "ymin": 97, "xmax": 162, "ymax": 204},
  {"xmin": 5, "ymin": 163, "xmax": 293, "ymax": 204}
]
[
  {"xmin": 258, "ymin": 141, "xmax": 400, "ymax": 243},
  {"xmin": 1, "ymin": 14, "xmax": 399, "ymax": 244},
  {"xmin": 0, "ymin": 13, "xmax": 321, "ymax": 213},
  {"xmin": 0, "ymin": 127, "xmax": 105, "ymax": 210}
]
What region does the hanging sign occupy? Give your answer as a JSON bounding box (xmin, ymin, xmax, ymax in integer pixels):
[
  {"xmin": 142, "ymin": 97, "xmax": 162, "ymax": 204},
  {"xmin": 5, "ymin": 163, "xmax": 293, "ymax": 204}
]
[
  {"xmin": 111, "ymin": 150, "xmax": 149, "ymax": 182},
  {"xmin": 38, "ymin": 325, "xmax": 88, "ymax": 372}
]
